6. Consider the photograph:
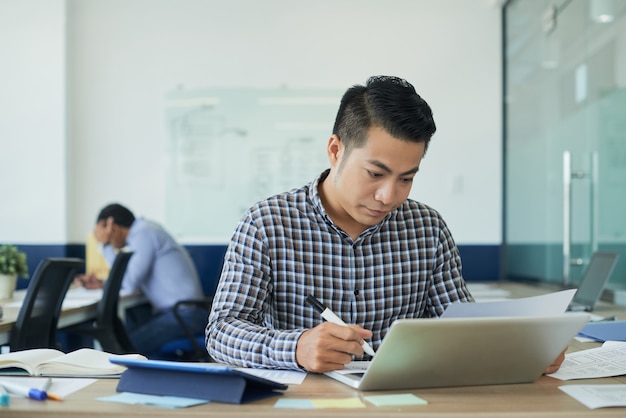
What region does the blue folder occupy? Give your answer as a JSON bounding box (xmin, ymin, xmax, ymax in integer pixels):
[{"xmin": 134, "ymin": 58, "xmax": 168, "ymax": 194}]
[
  {"xmin": 110, "ymin": 357, "xmax": 287, "ymax": 404},
  {"xmin": 577, "ymin": 320, "xmax": 626, "ymax": 342}
]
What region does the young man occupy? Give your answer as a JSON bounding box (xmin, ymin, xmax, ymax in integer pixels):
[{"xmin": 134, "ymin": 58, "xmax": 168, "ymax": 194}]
[
  {"xmin": 206, "ymin": 76, "xmax": 564, "ymax": 374},
  {"xmin": 77, "ymin": 203, "xmax": 206, "ymax": 358}
]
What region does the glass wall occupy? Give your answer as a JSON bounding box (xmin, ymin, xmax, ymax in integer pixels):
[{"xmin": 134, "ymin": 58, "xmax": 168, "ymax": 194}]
[{"xmin": 503, "ymin": 0, "xmax": 626, "ymax": 294}]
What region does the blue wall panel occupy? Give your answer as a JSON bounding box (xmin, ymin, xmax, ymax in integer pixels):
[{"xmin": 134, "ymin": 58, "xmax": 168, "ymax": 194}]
[{"xmin": 13, "ymin": 243, "xmax": 500, "ymax": 292}]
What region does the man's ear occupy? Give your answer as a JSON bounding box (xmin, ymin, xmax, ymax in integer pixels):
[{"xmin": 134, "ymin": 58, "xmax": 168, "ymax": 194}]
[{"xmin": 327, "ymin": 134, "xmax": 344, "ymax": 167}]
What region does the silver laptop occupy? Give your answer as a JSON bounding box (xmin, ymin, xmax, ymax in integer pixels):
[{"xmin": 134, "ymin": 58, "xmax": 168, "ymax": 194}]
[
  {"xmin": 325, "ymin": 314, "xmax": 589, "ymax": 391},
  {"xmin": 567, "ymin": 252, "xmax": 619, "ymax": 312}
]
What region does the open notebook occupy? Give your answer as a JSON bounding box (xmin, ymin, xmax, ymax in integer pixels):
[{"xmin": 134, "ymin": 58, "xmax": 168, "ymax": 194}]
[{"xmin": 326, "ymin": 314, "xmax": 589, "ymax": 391}]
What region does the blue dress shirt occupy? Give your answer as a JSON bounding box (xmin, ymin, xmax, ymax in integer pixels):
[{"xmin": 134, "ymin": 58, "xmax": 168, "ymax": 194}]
[{"xmin": 101, "ymin": 218, "xmax": 204, "ymax": 312}]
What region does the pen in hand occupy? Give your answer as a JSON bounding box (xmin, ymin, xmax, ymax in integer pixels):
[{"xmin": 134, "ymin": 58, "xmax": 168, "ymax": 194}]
[{"xmin": 306, "ymin": 295, "xmax": 376, "ymax": 357}]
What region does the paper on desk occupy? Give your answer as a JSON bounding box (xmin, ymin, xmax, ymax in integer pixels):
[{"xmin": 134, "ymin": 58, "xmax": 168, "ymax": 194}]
[
  {"xmin": 547, "ymin": 342, "xmax": 626, "ymax": 380},
  {"xmin": 61, "ymin": 288, "xmax": 103, "ymax": 308},
  {"xmin": 0, "ymin": 376, "xmax": 96, "ymax": 398},
  {"xmin": 235, "ymin": 367, "xmax": 306, "ymax": 385},
  {"xmin": 4, "ymin": 288, "xmax": 104, "ymax": 309},
  {"xmin": 559, "ymin": 385, "xmax": 626, "ymax": 409},
  {"xmin": 441, "ymin": 289, "xmax": 576, "ymax": 318}
]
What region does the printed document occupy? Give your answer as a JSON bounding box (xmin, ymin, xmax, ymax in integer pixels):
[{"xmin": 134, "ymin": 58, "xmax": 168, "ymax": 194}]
[
  {"xmin": 547, "ymin": 342, "xmax": 626, "ymax": 380},
  {"xmin": 559, "ymin": 385, "xmax": 626, "ymax": 409}
]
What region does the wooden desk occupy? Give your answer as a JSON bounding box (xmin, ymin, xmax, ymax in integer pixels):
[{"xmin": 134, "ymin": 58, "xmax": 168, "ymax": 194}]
[
  {"xmin": 0, "ymin": 288, "xmax": 147, "ymax": 346},
  {"xmin": 2, "ymin": 366, "xmax": 625, "ymax": 417},
  {"xmin": 2, "ymin": 281, "xmax": 626, "ymax": 417}
]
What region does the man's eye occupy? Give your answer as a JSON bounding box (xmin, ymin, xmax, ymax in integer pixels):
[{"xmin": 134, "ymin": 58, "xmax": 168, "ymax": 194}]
[{"xmin": 367, "ymin": 170, "xmax": 382, "ymax": 178}]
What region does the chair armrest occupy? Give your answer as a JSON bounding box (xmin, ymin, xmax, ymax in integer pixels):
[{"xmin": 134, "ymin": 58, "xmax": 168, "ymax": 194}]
[{"xmin": 171, "ymin": 296, "xmax": 214, "ymax": 361}]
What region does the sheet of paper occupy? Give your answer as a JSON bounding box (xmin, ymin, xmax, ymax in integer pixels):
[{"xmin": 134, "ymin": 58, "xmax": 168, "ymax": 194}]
[
  {"xmin": 559, "ymin": 385, "xmax": 626, "ymax": 409},
  {"xmin": 4, "ymin": 288, "xmax": 102, "ymax": 308},
  {"xmin": 235, "ymin": 368, "xmax": 307, "ymax": 385},
  {"xmin": 441, "ymin": 289, "xmax": 576, "ymax": 318},
  {"xmin": 0, "ymin": 376, "xmax": 96, "ymax": 398},
  {"xmin": 327, "ymin": 361, "xmax": 370, "ymax": 376},
  {"xmin": 547, "ymin": 342, "xmax": 626, "ymax": 380}
]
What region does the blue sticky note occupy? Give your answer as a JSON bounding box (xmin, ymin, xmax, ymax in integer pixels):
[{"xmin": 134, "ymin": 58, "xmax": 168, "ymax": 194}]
[
  {"xmin": 363, "ymin": 393, "xmax": 428, "ymax": 407},
  {"xmin": 274, "ymin": 398, "xmax": 316, "ymax": 409},
  {"xmin": 98, "ymin": 392, "xmax": 208, "ymax": 408}
]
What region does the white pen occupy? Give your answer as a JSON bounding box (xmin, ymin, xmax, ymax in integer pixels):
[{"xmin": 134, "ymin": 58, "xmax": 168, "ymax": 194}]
[
  {"xmin": 0, "ymin": 381, "xmax": 47, "ymax": 401},
  {"xmin": 306, "ymin": 295, "xmax": 376, "ymax": 357}
]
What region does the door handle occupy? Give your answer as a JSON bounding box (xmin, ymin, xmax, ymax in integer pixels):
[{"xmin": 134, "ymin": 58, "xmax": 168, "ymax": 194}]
[{"xmin": 563, "ymin": 151, "xmax": 597, "ymax": 285}]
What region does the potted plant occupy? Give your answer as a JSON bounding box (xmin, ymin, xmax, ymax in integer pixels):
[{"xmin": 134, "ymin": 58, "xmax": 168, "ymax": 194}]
[{"xmin": 0, "ymin": 244, "xmax": 29, "ymax": 299}]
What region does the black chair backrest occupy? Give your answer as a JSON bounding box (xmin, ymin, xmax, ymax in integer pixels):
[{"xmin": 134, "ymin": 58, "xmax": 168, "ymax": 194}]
[
  {"xmin": 10, "ymin": 257, "xmax": 84, "ymax": 351},
  {"xmin": 98, "ymin": 250, "xmax": 133, "ymax": 323}
]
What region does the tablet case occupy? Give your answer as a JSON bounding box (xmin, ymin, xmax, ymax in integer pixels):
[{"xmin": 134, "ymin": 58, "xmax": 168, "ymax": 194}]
[{"xmin": 110, "ymin": 358, "xmax": 288, "ymax": 404}]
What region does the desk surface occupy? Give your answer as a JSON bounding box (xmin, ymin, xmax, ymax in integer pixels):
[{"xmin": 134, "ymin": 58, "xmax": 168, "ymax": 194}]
[
  {"xmin": 3, "ymin": 365, "xmax": 626, "ymax": 417},
  {"xmin": 2, "ymin": 281, "xmax": 626, "ymax": 417},
  {"xmin": 0, "ymin": 287, "xmax": 146, "ymax": 346}
]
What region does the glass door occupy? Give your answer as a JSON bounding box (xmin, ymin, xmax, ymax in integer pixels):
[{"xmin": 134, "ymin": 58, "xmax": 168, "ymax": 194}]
[{"xmin": 504, "ymin": 0, "xmax": 626, "ymax": 292}]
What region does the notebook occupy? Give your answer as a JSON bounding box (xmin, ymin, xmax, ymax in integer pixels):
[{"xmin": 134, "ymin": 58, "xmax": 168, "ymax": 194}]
[
  {"xmin": 567, "ymin": 252, "xmax": 619, "ymax": 312},
  {"xmin": 325, "ymin": 314, "xmax": 589, "ymax": 391}
]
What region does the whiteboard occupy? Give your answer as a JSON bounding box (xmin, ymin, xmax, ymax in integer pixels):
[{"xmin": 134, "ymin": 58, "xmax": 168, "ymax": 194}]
[{"xmin": 164, "ymin": 87, "xmax": 343, "ymax": 240}]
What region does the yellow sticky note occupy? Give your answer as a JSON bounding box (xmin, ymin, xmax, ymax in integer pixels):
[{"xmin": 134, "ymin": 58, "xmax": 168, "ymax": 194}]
[
  {"xmin": 311, "ymin": 397, "xmax": 367, "ymax": 409},
  {"xmin": 364, "ymin": 393, "xmax": 428, "ymax": 407}
]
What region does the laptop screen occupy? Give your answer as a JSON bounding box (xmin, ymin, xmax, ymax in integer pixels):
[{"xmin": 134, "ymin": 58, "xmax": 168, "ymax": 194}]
[{"xmin": 573, "ymin": 252, "xmax": 619, "ymax": 307}]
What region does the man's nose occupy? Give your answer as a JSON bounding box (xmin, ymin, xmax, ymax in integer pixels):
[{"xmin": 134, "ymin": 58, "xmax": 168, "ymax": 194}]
[{"xmin": 374, "ymin": 182, "xmax": 396, "ymax": 204}]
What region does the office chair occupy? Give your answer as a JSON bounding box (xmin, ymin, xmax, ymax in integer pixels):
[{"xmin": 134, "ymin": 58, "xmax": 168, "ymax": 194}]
[
  {"xmin": 9, "ymin": 257, "xmax": 84, "ymax": 352},
  {"xmin": 64, "ymin": 251, "xmax": 137, "ymax": 354},
  {"xmin": 156, "ymin": 296, "xmax": 214, "ymax": 362}
]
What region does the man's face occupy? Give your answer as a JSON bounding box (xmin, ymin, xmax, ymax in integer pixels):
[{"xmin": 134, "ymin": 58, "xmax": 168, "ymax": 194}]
[
  {"xmin": 93, "ymin": 217, "xmax": 126, "ymax": 249},
  {"xmin": 322, "ymin": 126, "xmax": 426, "ymax": 237}
]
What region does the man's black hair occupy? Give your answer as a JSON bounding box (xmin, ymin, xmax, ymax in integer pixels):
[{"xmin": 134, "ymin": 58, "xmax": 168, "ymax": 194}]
[
  {"xmin": 332, "ymin": 75, "xmax": 436, "ymax": 154},
  {"xmin": 96, "ymin": 203, "xmax": 135, "ymax": 228}
]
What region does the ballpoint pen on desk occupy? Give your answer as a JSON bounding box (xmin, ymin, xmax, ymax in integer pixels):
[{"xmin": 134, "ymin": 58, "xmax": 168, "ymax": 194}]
[
  {"xmin": 0, "ymin": 380, "xmax": 48, "ymax": 401},
  {"xmin": 305, "ymin": 295, "xmax": 377, "ymax": 357}
]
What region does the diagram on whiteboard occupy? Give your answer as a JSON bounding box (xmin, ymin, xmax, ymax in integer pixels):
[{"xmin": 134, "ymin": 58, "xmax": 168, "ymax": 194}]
[{"xmin": 164, "ymin": 87, "xmax": 343, "ymax": 240}]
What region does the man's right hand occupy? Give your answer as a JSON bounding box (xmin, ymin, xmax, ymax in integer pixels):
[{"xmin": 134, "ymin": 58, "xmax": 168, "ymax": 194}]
[
  {"xmin": 295, "ymin": 322, "xmax": 372, "ymax": 373},
  {"xmin": 74, "ymin": 273, "xmax": 104, "ymax": 289}
]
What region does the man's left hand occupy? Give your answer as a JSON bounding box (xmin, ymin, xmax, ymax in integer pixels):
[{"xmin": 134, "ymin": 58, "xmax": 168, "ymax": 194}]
[{"xmin": 544, "ymin": 348, "xmax": 567, "ymax": 374}]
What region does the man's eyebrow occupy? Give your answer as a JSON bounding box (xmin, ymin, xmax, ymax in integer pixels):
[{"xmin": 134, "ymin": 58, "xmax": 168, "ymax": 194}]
[{"xmin": 368, "ymin": 160, "xmax": 420, "ymax": 176}]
